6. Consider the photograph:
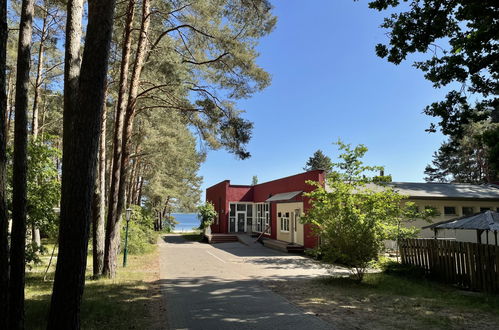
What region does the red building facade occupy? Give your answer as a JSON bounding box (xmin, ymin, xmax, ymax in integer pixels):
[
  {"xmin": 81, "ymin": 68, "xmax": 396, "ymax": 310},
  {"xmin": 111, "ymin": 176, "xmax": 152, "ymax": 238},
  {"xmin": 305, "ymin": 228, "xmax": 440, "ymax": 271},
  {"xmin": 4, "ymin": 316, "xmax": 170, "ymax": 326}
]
[{"xmin": 205, "ymin": 170, "xmax": 325, "ymax": 249}]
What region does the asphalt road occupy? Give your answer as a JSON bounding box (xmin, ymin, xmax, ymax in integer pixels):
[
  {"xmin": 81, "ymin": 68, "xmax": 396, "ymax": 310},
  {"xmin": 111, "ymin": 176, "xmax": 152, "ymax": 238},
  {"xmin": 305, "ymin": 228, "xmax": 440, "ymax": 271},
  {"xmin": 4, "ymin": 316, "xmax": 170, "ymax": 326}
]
[{"xmin": 159, "ymin": 234, "xmax": 340, "ymax": 330}]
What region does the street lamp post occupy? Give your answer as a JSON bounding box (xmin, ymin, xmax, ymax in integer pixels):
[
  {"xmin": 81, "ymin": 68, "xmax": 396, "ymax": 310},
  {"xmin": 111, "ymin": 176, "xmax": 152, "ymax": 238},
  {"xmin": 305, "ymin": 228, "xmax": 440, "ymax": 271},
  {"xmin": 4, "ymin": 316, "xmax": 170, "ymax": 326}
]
[{"xmin": 123, "ymin": 208, "xmax": 132, "ymax": 267}]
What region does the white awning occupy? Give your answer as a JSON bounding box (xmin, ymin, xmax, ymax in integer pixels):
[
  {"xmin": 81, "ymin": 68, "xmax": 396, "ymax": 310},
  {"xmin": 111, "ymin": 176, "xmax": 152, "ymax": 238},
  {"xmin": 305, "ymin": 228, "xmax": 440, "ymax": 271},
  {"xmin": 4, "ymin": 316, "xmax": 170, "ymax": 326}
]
[{"xmin": 265, "ymin": 191, "xmax": 302, "ymax": 202}]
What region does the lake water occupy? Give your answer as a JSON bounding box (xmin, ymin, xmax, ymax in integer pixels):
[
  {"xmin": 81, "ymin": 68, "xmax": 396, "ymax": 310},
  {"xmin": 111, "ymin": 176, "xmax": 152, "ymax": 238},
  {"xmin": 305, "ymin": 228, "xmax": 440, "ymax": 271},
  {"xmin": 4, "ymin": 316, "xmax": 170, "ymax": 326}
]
[{"xmin": 171, "ymin": 213, "xmax": 200, "ymax": 232}]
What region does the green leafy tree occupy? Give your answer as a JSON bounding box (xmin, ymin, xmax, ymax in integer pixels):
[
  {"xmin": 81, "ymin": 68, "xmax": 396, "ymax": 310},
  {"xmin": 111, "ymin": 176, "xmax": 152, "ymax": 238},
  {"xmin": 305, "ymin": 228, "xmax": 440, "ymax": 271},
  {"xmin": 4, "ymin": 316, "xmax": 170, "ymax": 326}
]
[
  {"xmin": 197, "ymin": 201, "xmax": 216, "ymax": 230},
  {"xmin": 364, "ymin": 0, "xmax": 499, "ymax": 181},
  {"xmin": 303, "ymin": 149, "xmax": 332, "ymax": 173},
  {"xmin": 120, "ymin": 205, "xmax": 157, "ymax": 254},
  {"xmin": 424, "ymin": 122, "xmax": 498, "ymax": 183},
  {"xmin": 303, "ymin": 141, "xmax": 430, "ymax": 281},
  {"xmin": 26, "ymin": 138, "xmax": 61, "ymax": 239},
  {"xmin": 7, "ymin": 139, "xmax": 61, "ymax": 268},
  {"xmin": 140, "ymin": 110, "xmax": 204, "ymax": 226},
  {"xmin": 251, "ymin": 175, "xmax": 258, "ymax": 185}
]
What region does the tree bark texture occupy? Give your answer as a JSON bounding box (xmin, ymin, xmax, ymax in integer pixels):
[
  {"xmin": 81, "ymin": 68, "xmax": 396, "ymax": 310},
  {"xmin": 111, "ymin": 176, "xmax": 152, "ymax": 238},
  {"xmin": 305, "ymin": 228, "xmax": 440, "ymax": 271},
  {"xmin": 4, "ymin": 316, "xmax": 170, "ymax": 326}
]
[
  {"xmin": 0, "ymin": 0, "xmax": 10, "ymax": 327},
  {"xmin": 92, "ymin": 95, "xmax": 107, "ymax": 277},
  {"xmin": 136, "ymin": 174, "xmax": 144, "ymax": 205},
  {"xmin": 32, "ymin": 225, "xmax": 41, "ymax": 248},
  {"xmin": 62, "ymin": 0, "xmax": 83, "ymax": 154},
  {"xmin": 126, "ymin": 146, "xmax": 139, "ymax": 206},
  {"xmin": 103, "ymin": 0, "xmax": 135, "ymax": 278},
  {"xmin": 9, "ymin": 0, "xmax": 35, "ymax": 328},
  {"xmin": 47, "ymin": 0, "xmax": 116, "ymax": 328},
  {"xmin": 6, "ymin": 72, "xmax": 13, "ymax": 141}
]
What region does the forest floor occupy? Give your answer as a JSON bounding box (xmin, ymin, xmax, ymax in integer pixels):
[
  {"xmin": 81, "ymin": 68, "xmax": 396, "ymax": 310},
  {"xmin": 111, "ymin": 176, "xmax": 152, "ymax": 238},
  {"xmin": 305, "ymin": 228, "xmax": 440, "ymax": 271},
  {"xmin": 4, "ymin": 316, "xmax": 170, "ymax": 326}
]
[
  {"xmin": 267, "ymin": 273, "xmax": 499, "ymax": 330},
  {"xmin": 25, "ymin": 242, "xmax": 165, "ymax": 329}
]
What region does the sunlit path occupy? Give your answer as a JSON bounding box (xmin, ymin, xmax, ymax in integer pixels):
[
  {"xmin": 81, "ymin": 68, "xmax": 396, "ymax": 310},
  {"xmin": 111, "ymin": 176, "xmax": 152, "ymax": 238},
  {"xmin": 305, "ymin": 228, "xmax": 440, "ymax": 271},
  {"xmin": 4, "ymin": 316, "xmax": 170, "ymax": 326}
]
[{"xmin": 159, "ymin": 234, "xmax": 338, "ymax": 330}]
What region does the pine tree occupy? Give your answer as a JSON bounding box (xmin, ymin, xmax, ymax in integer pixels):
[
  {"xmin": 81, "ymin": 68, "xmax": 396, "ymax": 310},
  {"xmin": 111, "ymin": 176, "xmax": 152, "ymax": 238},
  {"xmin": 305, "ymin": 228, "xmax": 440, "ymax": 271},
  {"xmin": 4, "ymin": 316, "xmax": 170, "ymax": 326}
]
[
  {"xmin": 48, "ymin": 0, "xmax": 116, "ymax": 327},
  {"xmin": 365, "ymin": 0, "xmax": 499, "ymax": 180},
  {"xmin": 303, "ymin": 150, "xmax": 332, "ymax": 173}
]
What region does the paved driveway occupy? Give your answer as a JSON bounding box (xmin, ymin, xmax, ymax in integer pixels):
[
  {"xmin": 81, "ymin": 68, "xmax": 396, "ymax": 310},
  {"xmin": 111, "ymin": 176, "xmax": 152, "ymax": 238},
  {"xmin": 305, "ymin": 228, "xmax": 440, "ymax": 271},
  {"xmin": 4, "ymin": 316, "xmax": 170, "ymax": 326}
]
[{"xmin": 159, "ymin": 234, "xmax": 345, "ymax": 330}]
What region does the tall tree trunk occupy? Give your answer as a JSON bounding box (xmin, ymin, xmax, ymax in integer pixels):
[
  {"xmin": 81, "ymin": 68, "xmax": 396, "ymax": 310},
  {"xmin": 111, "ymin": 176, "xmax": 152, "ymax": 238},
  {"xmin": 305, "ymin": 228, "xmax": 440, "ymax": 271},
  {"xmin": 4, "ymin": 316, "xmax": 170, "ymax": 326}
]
[
  {"xmin": 113, "ymin": 0, "xmax": 151, "ymax": 270},
  {"xmin": 31, "ymin": 226, "xmax": 41, "ymax": 249},
  {"xmin": 103, "ymin": 0, "xmax": 135, "ymax": 278},
  {"xmin": 92, "ymin": 92, "xmax": 107, "ymax": 277},
  {"xmin": 62, "ymin": 0, "xmax": 83, "ymax": 146},
  {"xmin": 126, "ymin": 148, "xmax": 139, "ymax": 205},
  {"xmin": 4, "ymin": 71, "xmax": 10, "ymax": 140},
  {"xmin": 0, "ymin": 0, "xmax": 10, "ymax": 327},
  {"xmin": 106, "ymin": 146, "xmax": 112, "ymax": 205},
  {"xmin": 131, "ymin": 162, "xmax": 142, "ymax": 205},
  {"xmin": 6, "ymin": 73, "xmax": 14, "ymax": 141},
  {"xmin": 9, "ymin": 0, "xmax": 35, "ymax": 328},
  {"xmin": 136, "ymin": 174, "xmax": 144, "ymax": 205},
  {"xmin": 32, "ymin": 12, "xmax": 47, "ymax": 140},
  {"xmin": 47, "ymin": 0, "xmax": 116, "ymax": 328}
]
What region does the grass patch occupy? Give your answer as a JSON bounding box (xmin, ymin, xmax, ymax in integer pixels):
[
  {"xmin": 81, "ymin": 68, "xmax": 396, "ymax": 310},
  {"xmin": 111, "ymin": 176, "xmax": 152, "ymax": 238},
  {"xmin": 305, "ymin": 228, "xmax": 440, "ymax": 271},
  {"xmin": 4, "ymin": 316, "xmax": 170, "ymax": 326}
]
[
  {"xmin": 321, "ymin": 273, "xmax": 499, "ymax": 313},
  {"xmin": 269, "ymin": 272, "xmax": 499, "ymax": 329},
  {"xmin": 25, "ymin": 245, "xmax": 163, "ymax": 329}
]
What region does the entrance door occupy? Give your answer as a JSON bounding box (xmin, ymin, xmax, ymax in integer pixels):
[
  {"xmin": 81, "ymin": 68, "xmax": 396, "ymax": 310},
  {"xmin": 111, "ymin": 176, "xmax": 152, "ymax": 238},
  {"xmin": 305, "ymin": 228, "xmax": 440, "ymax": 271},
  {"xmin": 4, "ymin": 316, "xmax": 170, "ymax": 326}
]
[
  {"xmin": 292, "ymin": 209, "xmax": 299, "ymax": 244},
  {"xmin": 229, "ymin": 217, "xmax": 235, "ymax": 232},
  {"xmin": 237, "ymin": 212, "xmax": 246, "ymax": 232},
  {"xmin": 290, "ymin": 212, "xmax": 296, "ymax": 243}
]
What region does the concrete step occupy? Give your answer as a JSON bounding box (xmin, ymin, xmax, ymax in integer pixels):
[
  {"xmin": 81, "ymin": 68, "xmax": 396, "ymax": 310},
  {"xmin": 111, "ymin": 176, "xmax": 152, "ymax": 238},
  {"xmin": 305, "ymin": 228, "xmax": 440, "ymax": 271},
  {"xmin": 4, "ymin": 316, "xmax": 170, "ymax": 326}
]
[
  {"xmin": 209, "ymin": 235, "xmax": 239, "ymax": 244},
  {"xmin": 262, "ymin": 238, "xmax": 288, "ymax": 253},
  {"xmin": 263, "ymin": 238, "xmax": 305, "ymax": 253},
  {"xmin": 286, "ymin": 244, "xmax": 305, "ymax": 253}
]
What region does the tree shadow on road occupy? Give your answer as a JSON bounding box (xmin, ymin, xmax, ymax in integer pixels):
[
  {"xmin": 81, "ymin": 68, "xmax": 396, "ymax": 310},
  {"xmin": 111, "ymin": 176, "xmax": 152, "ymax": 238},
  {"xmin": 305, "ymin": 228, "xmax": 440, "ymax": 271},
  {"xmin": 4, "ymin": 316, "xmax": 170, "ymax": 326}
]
[{"xmin": 158, "ymin": 275, "xmax": 334, "ymax": 329}]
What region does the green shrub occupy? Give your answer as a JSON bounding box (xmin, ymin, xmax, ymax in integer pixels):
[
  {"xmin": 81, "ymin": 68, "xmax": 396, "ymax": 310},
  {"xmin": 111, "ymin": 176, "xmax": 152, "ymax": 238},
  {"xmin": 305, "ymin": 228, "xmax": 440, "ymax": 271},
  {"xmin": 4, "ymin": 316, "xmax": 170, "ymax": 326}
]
[
  {"xmin": 121, "ymin": 205, "xmax": 157, "ymax": 254},
  {"xmin": 197, "ymin": 202, "xmax": 217, "ymax": 230},
  {"xmin": 381, "ymin": 260, "xmax": 427, "ymax": 279}
]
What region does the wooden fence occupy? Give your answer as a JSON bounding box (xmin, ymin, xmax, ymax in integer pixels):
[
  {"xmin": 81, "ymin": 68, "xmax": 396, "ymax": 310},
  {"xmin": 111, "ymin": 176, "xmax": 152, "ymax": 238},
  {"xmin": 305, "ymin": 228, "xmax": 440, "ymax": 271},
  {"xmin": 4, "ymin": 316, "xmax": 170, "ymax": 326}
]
[{"xmin": 399, "ymin": 239, "xmax": 499, "ymax": 294}]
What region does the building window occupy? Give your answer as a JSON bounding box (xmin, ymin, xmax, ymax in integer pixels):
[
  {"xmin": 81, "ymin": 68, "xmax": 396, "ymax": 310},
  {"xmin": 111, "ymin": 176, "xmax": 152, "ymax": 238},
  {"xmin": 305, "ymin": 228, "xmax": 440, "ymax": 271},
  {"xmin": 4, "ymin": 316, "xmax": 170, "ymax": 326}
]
[
  {"xmin": 246, "ymin": 204, "xmax": 253, "ymax": 228},
  {"xmin": 444, "ymin": 206, "xmax": 456, "ymax": 216},
  {"xmin": 280, "ymin": 212, "xmax": 290, "ymax": 232},
  {"xmin": 265, "ymin": 204, "xmax": 270, "ymax": 228},
  {"xmin": 480, "ymin": 207, "xmax": 491, "ymax": 212},
  {"xmin": 462, "ymin": 207, "xmax": 474, "ymax": 216},
  {"xmin": 229, "ymin": 204, "xmax": 236, "ymax": 231},
  {"xmin": 255, "ymin": 203, "xmax": 270, "ymax": 232}
]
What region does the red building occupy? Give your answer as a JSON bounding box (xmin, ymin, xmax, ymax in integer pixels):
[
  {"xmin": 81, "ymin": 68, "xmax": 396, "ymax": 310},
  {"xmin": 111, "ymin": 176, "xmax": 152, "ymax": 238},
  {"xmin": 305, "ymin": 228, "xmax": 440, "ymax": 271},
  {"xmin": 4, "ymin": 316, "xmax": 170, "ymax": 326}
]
[{"xmin": 205, "ymin": 170, "xmax": 325, "ymax": 249}]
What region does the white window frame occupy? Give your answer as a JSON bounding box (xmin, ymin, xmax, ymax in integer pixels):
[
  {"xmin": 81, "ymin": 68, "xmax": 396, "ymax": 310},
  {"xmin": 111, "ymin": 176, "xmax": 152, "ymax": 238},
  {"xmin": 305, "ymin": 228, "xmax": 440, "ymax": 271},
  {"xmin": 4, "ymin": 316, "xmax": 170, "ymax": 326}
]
[
  {"xmin": 229, "ymin": 202, "xmax": 254, "ymax": 232},
  {"xmin": 443, "ymin": 206, "xmax": 457, "ymax": 216},
  {"xmin": 280, "ymin": 212, "xmax": 290, "ymax": 232},
  {"xmin": 254, "ymin": 203, "xmax": 270, "ymax": 233}
]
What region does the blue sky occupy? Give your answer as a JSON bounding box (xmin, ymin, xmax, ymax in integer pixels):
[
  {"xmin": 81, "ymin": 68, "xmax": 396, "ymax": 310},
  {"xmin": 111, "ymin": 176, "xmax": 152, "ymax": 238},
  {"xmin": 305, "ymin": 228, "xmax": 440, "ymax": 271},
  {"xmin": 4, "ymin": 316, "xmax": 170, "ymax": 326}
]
[{"xmin": 199, "ymin": 0, "xmax": 447, "ymax": 195}]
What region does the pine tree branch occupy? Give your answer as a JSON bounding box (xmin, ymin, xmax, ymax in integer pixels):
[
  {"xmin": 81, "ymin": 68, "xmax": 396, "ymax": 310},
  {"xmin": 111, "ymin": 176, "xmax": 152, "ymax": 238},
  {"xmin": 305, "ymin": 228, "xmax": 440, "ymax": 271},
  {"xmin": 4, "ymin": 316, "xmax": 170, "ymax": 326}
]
[{"xmin": 182, "ymin": 52, "xmax": 229, "ymax": 65}]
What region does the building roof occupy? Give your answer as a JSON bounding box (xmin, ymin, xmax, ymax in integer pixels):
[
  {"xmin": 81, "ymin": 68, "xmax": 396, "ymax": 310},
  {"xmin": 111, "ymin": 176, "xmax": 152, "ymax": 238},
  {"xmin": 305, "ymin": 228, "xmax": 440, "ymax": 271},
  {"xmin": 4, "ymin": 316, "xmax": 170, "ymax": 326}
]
[
  {"xmin": 365, "ymin": 182, "xmax": 499, "ymax": 200},
  {"xmin": 425, "ymin": 211, "xmax": 499, "ymax": 231},
  {"xmin": 266, "ymin": 191, "xmax": 302, "ymax": 202}
]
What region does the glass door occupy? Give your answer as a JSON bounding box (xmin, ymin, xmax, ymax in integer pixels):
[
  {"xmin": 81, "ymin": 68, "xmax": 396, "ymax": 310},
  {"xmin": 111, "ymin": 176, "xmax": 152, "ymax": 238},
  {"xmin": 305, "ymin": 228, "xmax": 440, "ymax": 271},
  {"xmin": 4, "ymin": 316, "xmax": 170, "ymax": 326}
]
[{"xmin": 237, "ymin": 212, "xmax": 246, "ymax": 232}]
